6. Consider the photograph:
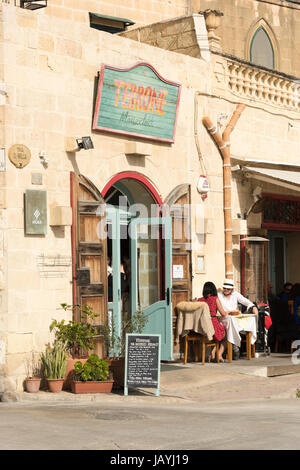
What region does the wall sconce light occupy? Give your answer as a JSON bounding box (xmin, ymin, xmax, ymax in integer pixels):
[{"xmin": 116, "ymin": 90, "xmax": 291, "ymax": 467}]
[
  {"xmin": 76, "ymin": 137, "xmax": 94, "ymax": 150},
  {"xmin": 20, "ymin": 0, "xmax": 48, "ymax": 10}
]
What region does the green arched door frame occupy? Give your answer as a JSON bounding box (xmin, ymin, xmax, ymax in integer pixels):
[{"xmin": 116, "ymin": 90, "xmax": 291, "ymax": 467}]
[
  {"xmin": 105, "ymin": 181, "xmax": 134, "ymax": 207},
  {"xmin": 250, "ymin": 26, "xmax": 275, "ymax": 69}
]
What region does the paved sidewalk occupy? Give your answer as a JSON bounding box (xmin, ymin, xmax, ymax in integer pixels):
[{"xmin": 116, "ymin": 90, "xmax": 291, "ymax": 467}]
[{"xmin": 9, "ymin": 354, "xmax": 300, "ymax": 405}]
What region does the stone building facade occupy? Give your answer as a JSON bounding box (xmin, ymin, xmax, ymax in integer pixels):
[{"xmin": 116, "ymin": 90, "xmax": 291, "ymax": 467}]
[{"xmin": 1, "ymin": 0, "xmax": 300, "ymax": 392}]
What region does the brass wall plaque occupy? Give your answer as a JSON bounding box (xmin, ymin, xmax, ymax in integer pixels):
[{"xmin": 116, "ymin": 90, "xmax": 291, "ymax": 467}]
[{"xmin": 8, "ymin": 144, "xmax": 31, "ymax": 168}]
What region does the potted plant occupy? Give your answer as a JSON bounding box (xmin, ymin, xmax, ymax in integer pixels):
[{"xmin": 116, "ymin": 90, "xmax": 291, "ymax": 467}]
[
  {"xmin": 24, "ymin": 352, "xmax": 42, "ymax": 393},
  {"xmin": 50, "ymin": 303, "xmax": 99, "ymax": 357},
  {"xmin": 50, "ymin": 303, "xmax": 99, "ymax": 389},
  {"xmin": 71, "ymin": 354, "xmax": 113, "ymax": 394},
  {"xmin": 101, "ymin": 309, "xmax": 148, "ymax": 389},
  {"xmin": 40, "ymin": 342, "xmax": 68, "ymax": 393}
]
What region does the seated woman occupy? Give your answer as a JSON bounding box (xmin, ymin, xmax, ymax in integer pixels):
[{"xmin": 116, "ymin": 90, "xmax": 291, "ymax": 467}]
[{"xmin": 198, "ymin": 281, "xmax": 228, "ymax": 362}]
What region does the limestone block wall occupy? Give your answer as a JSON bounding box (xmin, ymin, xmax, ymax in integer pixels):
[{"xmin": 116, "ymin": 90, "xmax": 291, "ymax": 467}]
[
  {"xmin": 0, "ymin": 4, "xmax": 217, "ymax": 389},
  {"xmin": 4, "ymin": 0, "xmax": 191, "ymax": 29},
  {"xmin": 3, "ymin": 2, "xmax": 300, "ymax": 390},
  {"xmin": 192, "ymin": 0, "xmax": 300, "ymax": 77}
]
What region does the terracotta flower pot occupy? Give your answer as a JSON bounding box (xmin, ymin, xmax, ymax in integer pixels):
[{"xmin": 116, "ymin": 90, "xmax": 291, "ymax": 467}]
[
  {"xmin": 25, "ymin": 377, "xmax": 41, "ymax": 393},
  {"xmin": 107, "ymin": 357, "xmax": 125, "ymax": 389},
  {"xmin": 47, "ymin": 378, "xmax": 64, "ymax": 393},
  {"xmin": 63, "ymin": 356, "xmax": 88, "ymax": 391},
  {"xmin": 71, "ymin": 380, "xmax": 114, "ymax": 394}
]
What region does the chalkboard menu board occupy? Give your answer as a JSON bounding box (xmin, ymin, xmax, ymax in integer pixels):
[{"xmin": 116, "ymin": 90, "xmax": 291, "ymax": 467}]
[{"xmin": 124, "ymin": 334, "xmax": 161, "ymax": 396}]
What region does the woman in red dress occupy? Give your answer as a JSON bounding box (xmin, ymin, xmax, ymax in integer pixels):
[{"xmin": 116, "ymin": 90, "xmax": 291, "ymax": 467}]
[{"xmin": 198, "ymin": 281, "xmax": 227, "ymax": 362}]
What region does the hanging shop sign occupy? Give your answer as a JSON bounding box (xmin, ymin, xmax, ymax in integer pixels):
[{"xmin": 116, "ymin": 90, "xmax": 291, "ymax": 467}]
[
  {"xmin": 93, "ymin": 62, "xmax": 181, "ymax": 143},
  {"xmin": 24, "ymin": 189, "xmax": 47, "ymax": 235},
  {"xmin": 8, "ymin": 144, "xmax": 31, "ymax": 169}
]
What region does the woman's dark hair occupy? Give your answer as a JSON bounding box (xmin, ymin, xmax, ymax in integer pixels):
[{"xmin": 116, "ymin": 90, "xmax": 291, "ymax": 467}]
[{"xmin": 202, "ymin": 282, "xmax": 217, "ymax": 298}]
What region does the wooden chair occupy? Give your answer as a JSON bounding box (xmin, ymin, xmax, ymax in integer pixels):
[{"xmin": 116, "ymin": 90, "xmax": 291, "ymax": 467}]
[
  {"xmin": 184, "ymin": 332, "xmax": 220, "ymax": 365},
  {"xmin": 288, "ymin": 300, "xmax": 294, "ymax": 315},
  {"xmin": 227, "ymin": 332, "xmax": 255, "ymax": 362},
  {"xmin": 274, "ymin": 337, "xmax": 298, "ymax": 354}
]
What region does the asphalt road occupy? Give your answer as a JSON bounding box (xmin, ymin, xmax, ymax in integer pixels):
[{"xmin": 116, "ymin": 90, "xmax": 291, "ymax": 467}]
[{"xmin": 1, "ymin": 398, "xmax": 300, "ymax": 451}]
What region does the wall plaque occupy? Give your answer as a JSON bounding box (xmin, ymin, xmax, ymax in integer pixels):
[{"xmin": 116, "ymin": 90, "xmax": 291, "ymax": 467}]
[
  {"xmin": 25, "ymin": 190, "xmax": 47, "ymax": 235},
  {"xmin": 173, "ymin": 264, "xmax": 184, "ymax": 279},
  {"xmin": 8, "ymin": 144, "xmax": 31, "ymax": 168},
  {"xmin": 93, "ymin": 62, "xmax": 181, "ymax": 143}
]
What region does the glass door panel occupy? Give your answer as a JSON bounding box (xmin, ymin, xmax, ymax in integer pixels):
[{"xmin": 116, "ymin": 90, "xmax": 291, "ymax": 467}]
[{"xmin": 130, "ymin": 217, "xmax": 172, "ymax": 361}]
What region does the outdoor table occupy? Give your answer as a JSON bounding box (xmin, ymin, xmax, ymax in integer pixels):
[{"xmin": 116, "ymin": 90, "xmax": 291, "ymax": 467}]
[{"xmin": 221, "ymin": 314, "xmax": 258, "ymax": 362}]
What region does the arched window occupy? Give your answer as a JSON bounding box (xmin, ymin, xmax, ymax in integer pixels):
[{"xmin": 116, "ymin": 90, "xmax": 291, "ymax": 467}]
[{"xmin": 250, "ymin": 26, "xmax": 275, "ymax": 69}]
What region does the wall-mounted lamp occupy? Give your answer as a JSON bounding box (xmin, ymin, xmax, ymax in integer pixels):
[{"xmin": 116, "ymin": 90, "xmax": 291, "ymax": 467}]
[
  {"xmin": 76, "ymin": 137, "xmax": 94, "ymax": 150},
  {"xmin": 20, "ymin": 0, "xmax": 47, "ymax": 10},
  {"xmin": 65, "ymin": 137, "xmax": 94, "ymax": 152}
]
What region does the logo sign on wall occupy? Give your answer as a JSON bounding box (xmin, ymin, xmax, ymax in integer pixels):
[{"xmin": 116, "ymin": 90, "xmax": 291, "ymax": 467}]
[
  {"xmin": 93, "ymin": 62, "xmax": 181, "ymax": 143},
  {"xmin": 25, "ymin": 190, "xmax": 47, "ymax": 235}
]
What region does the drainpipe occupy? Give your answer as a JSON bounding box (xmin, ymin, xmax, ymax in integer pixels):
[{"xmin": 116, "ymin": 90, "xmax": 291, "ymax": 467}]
[
  {"xmin": 240, "ymin": 234, "xmax": 246, "ymax": 295},
  {"xmin": 202, "ymin": 104, "xmax": 246, "ymax": 280}
]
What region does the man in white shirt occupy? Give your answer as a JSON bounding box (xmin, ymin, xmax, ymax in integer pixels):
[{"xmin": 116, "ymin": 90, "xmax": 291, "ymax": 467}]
[
  {"xmin": 218, "ymin": 279, "xmax": 258, "ymax": 359},
  {"xmin": 218, "ymin": 279, "xmax": 258, "ymax": 316}
]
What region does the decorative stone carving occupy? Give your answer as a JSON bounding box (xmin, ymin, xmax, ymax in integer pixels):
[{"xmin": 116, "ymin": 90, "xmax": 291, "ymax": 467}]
[{"xmin": 200, "ymin": 9, "xmax": 224, "ymax": 51}]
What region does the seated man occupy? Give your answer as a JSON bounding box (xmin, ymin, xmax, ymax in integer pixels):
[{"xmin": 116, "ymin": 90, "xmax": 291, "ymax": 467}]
[
  {"xmin": 279, "ymin": 282, "xmax": 293, "ymax": 302},
  {"xmin": 218, "ymin": 279, "xmax": 258, "ymax": 359}
]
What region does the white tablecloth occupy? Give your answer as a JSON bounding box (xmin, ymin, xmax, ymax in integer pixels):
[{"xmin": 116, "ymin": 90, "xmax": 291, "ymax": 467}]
[{"xmin": 221, "ymin": 314, "xmax": 258, "ymax": 347}]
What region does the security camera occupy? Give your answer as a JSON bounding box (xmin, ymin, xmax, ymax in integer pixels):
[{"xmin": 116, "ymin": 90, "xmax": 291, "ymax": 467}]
[
  {"xmin": 252, "ymin": 186, "xmax": 262, "ymax": 201},
  {"xmin": 39, "ymin": 151, "xmax": 49, "ymax": 165}
]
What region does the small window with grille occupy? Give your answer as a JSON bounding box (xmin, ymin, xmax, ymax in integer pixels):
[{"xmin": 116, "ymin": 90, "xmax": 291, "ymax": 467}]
[{"xmin": 262, "ymin": 196, "xmax": 300, "ymax": 230}]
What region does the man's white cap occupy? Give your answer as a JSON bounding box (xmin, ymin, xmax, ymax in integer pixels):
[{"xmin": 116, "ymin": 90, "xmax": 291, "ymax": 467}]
[{"xmin": 223, "ymin": 278, "xmax": 234, "ymax": 289}]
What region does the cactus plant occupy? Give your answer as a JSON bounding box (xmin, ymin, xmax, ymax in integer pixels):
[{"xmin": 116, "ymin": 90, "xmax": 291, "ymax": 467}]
[{"xmin": 41, "ymin": 342, "xmax": 68, "ymax": 379}]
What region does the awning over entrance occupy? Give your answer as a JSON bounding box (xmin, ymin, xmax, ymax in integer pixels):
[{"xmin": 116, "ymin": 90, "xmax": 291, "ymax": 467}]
[{"xmin": 241, "ymin": 166, "xmax": 300, "ymax": 192}]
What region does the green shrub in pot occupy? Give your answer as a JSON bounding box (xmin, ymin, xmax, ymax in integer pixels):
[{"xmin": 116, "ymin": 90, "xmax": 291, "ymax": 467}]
[
  {"xmin": 50, "ymin": 303, "xmax": 99, "ymax": 358},
  {"xmin": 73, "ymin": 354, "xmax": 109, "ymax": 382}
]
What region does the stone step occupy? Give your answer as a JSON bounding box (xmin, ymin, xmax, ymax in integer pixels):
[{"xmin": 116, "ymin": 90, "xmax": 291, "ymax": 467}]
[{"xmin": 203, "ymin": 353, "xmax": 300, "ymax": 378}]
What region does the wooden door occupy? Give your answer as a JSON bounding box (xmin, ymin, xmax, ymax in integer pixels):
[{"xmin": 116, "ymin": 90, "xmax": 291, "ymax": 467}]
[
  {"xmin": 71, "ymin": 172, "xmax": 108, "ymax": 358},
  {"xmin": 165, "ymin": 184, "xmax": 192, "ymax": 357}
]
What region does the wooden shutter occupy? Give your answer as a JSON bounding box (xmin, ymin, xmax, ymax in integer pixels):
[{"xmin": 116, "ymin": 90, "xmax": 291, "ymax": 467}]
[
  {"xmin": 71, "ymin": 172, "xmax": 108, "ymax": 358},
  {"xmin": 165, "ymin": 184, "xmax": 192, "ymax": 356}
]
